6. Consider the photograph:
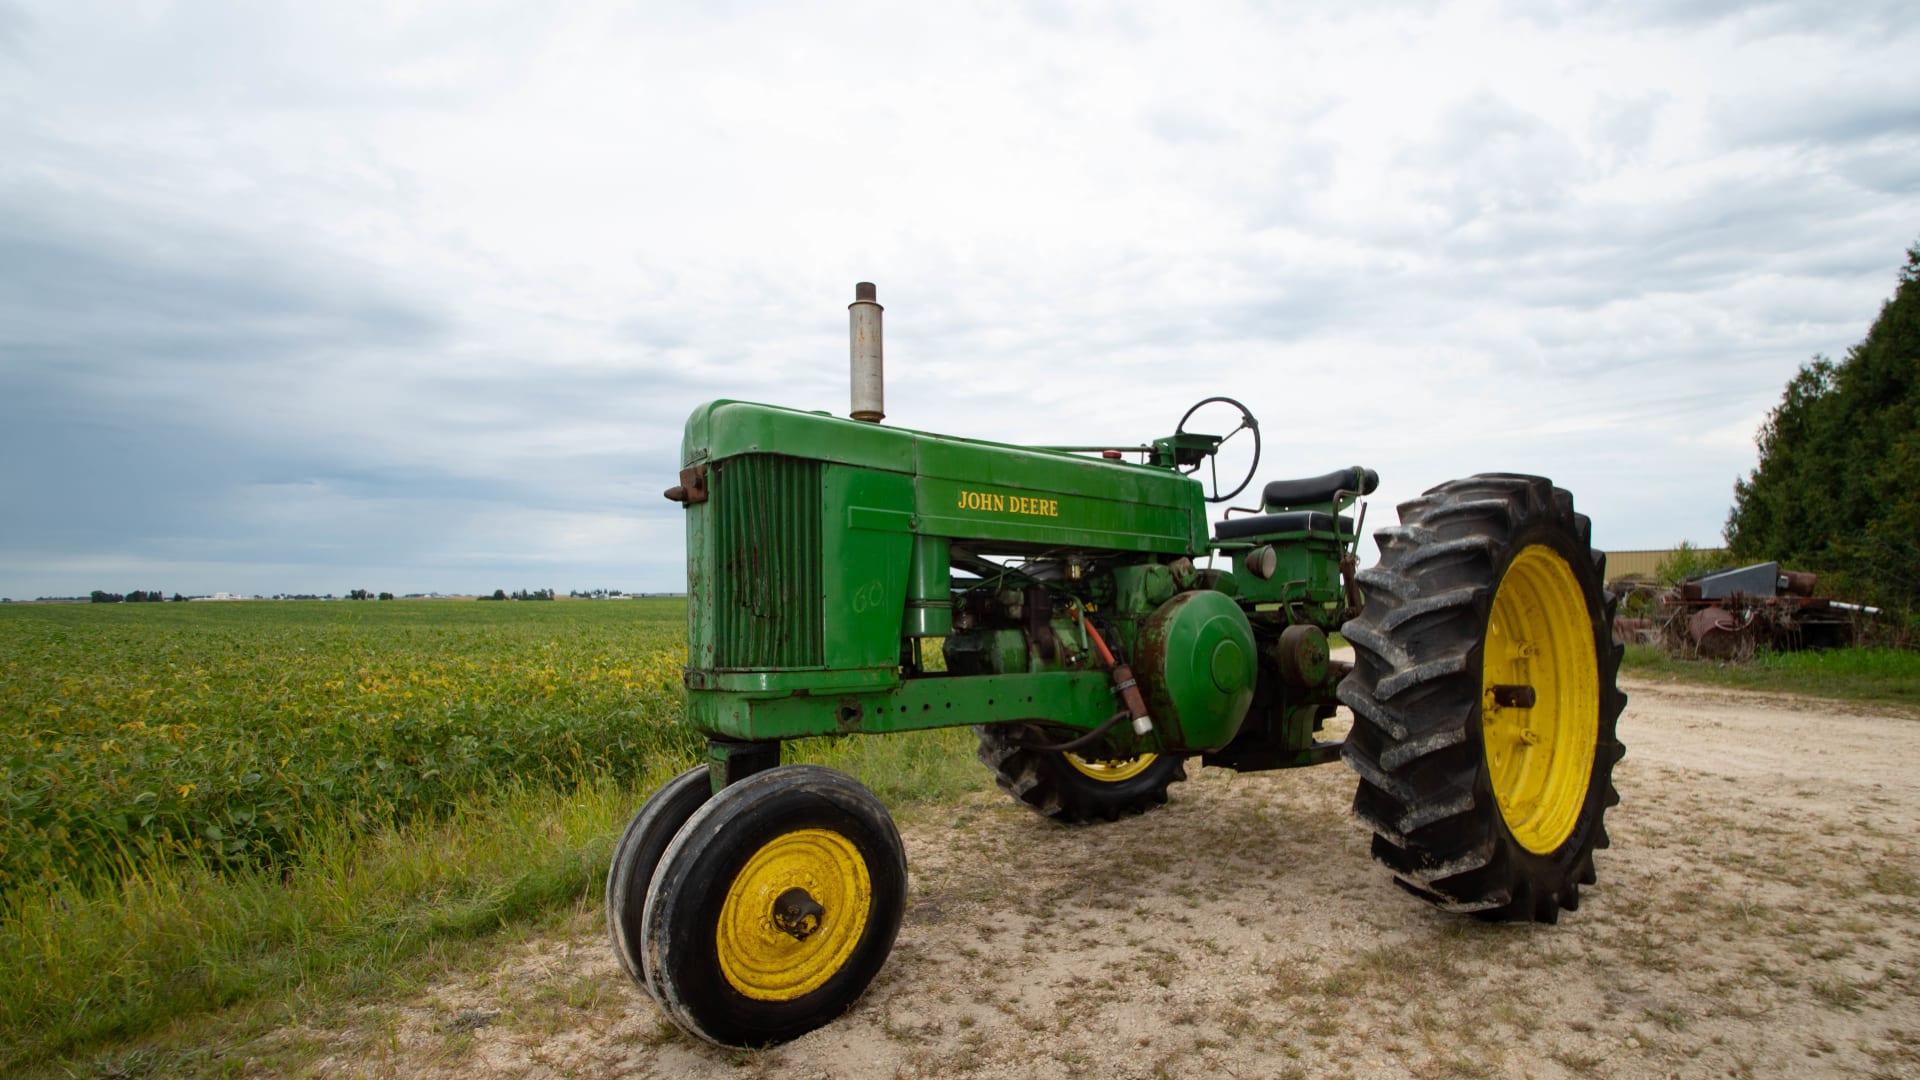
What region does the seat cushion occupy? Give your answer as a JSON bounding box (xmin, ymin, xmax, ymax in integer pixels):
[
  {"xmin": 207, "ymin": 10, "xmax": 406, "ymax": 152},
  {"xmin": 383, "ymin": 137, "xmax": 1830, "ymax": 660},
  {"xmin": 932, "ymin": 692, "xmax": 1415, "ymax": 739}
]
[
  {"xmin": 1215, "ymin": 511, "xmax": 1356, "ymax": 541},
  {"xmin": 1261, "ymin": 467, "xmax": 1379, "ymax": 508}
]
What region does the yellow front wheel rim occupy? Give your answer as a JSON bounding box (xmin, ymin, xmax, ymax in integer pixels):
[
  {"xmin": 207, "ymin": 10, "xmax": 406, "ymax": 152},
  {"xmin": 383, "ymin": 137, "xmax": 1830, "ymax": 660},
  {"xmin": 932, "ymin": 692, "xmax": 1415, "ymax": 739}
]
[
  {"xmin": 716, "ymin": 828, "xmax": 871, "ymax": 1001},
  {"xmin": 1482, "ymin": 545, "xmax": 1599, "ymax": 855},
  {"xmin": 1064, "ymin": 752, "xmax": 1158, "ymax": 782}
]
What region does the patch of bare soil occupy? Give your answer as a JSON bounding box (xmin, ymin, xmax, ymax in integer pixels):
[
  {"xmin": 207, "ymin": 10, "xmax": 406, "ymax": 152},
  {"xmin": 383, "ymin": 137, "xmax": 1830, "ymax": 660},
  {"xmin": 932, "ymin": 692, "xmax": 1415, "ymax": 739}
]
[{"xmin": 279, "ymin": 678, "xmax": 1920, "ymax": 1078}]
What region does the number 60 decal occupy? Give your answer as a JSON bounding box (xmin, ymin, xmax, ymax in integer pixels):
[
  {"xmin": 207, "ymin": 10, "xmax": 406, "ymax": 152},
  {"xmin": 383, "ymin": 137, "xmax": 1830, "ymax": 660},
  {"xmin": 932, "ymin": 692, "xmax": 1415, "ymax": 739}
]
[{"xmin": 850, "ymin": 579, "xmax": 885, "ymax": 613}]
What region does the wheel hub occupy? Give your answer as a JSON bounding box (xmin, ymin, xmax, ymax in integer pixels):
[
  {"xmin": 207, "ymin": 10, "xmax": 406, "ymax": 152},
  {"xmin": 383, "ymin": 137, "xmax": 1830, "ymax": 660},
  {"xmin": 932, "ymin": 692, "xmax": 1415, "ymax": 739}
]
[
  {"xmin": 772, "ymin": 887, "xmax": 825, "ymax": 941},
  {"xmin": 715, "ymin": 828, "xmax": 872, "ymax": 1001},
  {"xmin": 1482, "ymin": 544, "xmax": 1600, "ymax": 855}
]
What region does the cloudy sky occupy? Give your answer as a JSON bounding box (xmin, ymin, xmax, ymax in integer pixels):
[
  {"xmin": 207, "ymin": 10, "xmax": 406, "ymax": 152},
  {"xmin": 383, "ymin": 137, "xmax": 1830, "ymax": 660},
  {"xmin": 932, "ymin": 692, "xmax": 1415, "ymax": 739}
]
[{"xmin": 2, "ymin": 1, "xmax": 1915, "ymax": 599}]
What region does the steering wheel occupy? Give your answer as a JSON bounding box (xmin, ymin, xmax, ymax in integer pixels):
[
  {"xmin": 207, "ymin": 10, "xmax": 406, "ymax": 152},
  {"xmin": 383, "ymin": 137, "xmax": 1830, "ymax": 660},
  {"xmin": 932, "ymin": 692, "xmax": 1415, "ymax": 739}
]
[{"xmin": 1175, "ymin": 396, "xmax": 1261, "ymax": 503}]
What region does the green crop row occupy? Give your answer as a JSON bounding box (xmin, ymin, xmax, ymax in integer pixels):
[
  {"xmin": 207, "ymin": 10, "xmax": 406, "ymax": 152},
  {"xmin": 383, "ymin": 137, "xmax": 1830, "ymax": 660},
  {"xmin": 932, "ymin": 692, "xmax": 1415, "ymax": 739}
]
[{"xmin": 0, "ymin": 600, "xmax": 699, "ymax": 894}]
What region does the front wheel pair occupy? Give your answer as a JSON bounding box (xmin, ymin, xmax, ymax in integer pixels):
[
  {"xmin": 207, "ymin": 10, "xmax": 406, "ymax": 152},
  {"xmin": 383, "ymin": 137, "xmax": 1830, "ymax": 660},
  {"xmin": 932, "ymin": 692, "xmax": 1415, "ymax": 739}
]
[{"xmin": 606, "ymin": 764, "xmax": 906, "ymax": 1046}]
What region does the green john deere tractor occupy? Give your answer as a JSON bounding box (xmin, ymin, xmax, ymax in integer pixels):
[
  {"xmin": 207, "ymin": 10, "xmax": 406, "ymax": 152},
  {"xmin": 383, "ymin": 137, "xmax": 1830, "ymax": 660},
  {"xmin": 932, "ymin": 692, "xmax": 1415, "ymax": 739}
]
[{"xmin": 608, "ymin": 283, "xmax": 1626, "ymax": 1047}]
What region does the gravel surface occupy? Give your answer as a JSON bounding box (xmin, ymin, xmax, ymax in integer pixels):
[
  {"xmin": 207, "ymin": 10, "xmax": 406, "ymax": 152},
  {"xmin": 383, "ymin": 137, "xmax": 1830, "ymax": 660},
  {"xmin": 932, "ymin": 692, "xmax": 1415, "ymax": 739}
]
[{"xmin": 284, "ymin": 677, "xmax": 1920, "ymax": 1079}]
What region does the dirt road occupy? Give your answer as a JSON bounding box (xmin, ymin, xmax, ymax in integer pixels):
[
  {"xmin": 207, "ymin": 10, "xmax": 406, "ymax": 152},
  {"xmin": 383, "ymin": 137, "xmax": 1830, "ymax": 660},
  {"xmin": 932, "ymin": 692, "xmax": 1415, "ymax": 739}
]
[{"xmin": 300, "ymin": 678, "xmax": 1920, "ymax": 1078}]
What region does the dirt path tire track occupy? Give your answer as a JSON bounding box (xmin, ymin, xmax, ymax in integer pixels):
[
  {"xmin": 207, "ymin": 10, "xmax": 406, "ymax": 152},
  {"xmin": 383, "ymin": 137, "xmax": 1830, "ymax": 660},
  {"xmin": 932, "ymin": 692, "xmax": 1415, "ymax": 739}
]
[{"xmin": 289, "ymin": 677, "xmax": 1920, "ymax": 1079}]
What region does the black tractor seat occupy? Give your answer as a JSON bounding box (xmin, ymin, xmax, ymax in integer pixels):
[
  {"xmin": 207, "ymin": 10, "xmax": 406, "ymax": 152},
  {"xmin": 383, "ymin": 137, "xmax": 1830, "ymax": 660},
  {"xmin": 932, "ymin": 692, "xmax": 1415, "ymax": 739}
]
[
  {"xmin": 1260, "ymin": 467, "xmax": 1378, "ymax": 508},
  {"xmin": 1215, "ymin": 511, "xmax": 1356, "ymax": 541}
]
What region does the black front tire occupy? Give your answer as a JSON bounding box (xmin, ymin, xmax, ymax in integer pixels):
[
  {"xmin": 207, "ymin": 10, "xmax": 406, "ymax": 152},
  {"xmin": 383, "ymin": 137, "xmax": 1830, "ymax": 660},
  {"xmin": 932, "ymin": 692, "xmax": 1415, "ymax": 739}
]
[
  {"xmin": 607, "ymin": 766, "xmax": 713, "ymax": 996},
  {"xmin": 642, "ymin": 765, "xmax": 907, "ymax": 1047},
  {"xmin": 1339, "ymin": 474, "xmax": 1626, "ymax": 923}
]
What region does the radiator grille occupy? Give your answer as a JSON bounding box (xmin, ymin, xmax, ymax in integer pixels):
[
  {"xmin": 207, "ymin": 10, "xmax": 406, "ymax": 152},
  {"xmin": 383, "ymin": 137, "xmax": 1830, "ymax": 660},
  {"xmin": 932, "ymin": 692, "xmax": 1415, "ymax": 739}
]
[{"xmin": 710, "ymin": 454, "xmax": 824, "ymax": 668}]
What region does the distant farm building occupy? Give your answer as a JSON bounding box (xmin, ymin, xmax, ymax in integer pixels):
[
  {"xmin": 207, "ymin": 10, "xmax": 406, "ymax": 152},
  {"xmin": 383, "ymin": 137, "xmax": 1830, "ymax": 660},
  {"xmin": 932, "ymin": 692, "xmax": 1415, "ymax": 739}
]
[{"xmin": 1603, "ymin": 549, "xmax": 1726, "ymax": 583}]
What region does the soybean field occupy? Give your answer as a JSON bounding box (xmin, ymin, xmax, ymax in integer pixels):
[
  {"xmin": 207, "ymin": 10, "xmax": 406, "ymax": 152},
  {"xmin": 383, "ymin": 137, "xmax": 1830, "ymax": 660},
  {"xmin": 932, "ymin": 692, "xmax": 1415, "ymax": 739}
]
[{"xmin": 0, "ymin": 599, "xmax": 694, "ymax": 895}]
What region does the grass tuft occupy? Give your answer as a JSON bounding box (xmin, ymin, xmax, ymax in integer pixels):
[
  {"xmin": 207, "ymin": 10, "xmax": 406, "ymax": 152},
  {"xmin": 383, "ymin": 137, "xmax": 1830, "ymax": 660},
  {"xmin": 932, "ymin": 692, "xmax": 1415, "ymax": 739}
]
[{"xmin": 0, "ymin": 770, "xmax": 667, "ymax": 1075}]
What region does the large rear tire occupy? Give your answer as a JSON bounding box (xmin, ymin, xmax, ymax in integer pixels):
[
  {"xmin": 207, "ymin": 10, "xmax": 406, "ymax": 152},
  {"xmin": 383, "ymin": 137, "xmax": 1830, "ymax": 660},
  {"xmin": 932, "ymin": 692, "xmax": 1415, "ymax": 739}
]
[
  {"xmin": 1338, "ymin": 474, "xmax": 1626, "ymax": 922},
  {"xmin": 975, "ymin": 726, "xmax": 1188, "ymax": 823}
]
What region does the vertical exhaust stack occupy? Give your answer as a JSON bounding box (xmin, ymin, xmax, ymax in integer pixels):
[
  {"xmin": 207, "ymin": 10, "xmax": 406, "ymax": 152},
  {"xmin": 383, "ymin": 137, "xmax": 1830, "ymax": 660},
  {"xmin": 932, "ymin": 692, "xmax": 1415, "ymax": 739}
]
[{"xmin": 849, "ymin": 281, "xmax": 884, "ymax": 423}]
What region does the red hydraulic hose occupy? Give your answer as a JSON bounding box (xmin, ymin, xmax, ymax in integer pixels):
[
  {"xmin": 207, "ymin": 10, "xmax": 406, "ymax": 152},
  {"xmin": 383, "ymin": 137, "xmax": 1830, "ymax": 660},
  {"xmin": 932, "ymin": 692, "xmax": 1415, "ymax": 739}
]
[
  {"xmin": 1075, "ymin": 604, "xmax": 1152, "ymax": 735},
  {"xmin": 1077, "ymin": 604, "xmax": 1119, "ymax": 666}
]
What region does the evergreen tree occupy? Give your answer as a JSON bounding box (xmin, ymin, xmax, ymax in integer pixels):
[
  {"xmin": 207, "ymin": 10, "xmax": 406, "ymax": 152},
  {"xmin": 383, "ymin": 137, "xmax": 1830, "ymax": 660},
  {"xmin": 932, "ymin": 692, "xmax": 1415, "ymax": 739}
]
[{"xmin": 1727, "ymin": 242, "xmax": 1920, "ymax": 621}]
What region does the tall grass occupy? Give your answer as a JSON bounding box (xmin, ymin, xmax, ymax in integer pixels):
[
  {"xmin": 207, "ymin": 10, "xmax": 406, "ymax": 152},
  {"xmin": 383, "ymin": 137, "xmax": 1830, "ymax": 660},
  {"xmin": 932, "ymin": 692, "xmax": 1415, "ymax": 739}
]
[
  {"xmin": 0, "ymin": 772, "xmax": 654, "ymax": 1074},
  {"xmin": 1, "ymin": 724, "xmax": 987, "ymax": 1076},
  {"xmin": 1621, "ymin": 644, "xmax": 1920, "ymax": 710}
]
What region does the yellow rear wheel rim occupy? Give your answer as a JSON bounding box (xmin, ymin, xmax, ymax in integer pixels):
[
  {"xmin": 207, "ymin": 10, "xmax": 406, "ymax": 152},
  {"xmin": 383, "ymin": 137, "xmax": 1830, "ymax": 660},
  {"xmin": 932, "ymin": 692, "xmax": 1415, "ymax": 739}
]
[
  {"xmin": 716, "ymin": 828, "xmax": 870, "ymax": 1002},
  {"xmin": 1064, "ymin": 752, "xmax": 1158, "ymax": 782},
  {"xmin": 1482, "ymin": 545, "xmax": 1599, "ymax": 855}
]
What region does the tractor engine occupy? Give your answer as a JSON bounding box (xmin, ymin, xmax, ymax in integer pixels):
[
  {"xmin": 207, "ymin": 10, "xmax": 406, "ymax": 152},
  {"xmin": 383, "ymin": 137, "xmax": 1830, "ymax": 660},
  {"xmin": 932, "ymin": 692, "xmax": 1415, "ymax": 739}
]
[{"xmin": 943, "ymin": 555, "xmax": 1257, "ymax": 756}]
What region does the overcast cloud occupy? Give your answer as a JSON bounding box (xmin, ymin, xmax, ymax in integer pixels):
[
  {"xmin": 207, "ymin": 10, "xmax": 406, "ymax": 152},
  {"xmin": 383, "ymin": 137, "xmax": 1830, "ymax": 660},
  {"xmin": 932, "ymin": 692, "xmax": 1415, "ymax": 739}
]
[{"xmin": 2, "ymin": 0, "xmax": 1915, "ymax": 598}]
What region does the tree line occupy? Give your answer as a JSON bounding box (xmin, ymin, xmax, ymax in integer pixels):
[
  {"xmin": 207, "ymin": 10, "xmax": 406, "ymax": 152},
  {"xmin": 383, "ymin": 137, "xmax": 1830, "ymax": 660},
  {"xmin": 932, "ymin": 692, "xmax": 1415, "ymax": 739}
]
[
  {"xmin": 68, "ymin": 589, "xmax": 639, "ymax": 603},
  {"xmin": 84, "ymin": 591, "xmax": 398, "ymax": 602},
  {"xmin": 1726, "ymin": 240, "xmax": 1919, "ymax": 639}
]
